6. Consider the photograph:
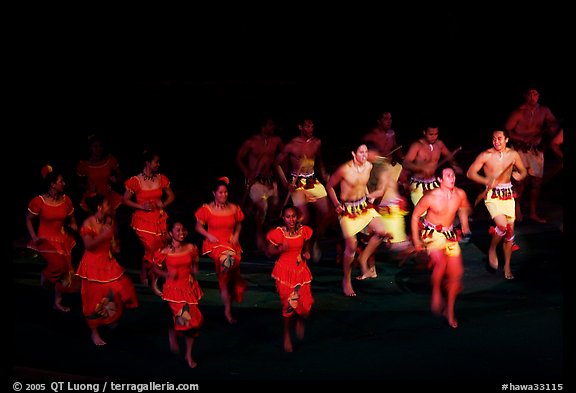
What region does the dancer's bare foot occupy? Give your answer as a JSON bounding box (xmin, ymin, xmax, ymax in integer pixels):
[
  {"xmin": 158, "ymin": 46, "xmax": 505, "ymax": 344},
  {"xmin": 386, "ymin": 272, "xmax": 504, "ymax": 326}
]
[
  {"xmin": 356, "ymin": 266, "xmax": 377, "ymax": 280},
  {"xmin": 343, "ymin": 281, "xmax": 356, "ymax": 297},
  {"xmin": 296, "ymin": 319, "xmax": 305, "ymax": 341},
  {"xmin": 91, "ymin": 331, "xmax": 107, "ymax": 346},
  {"xmin": 53, "ymin": 303, "xmax": 70, "ymax": 313},
  {"xmin": 504, "ymin": 268, "xmax": 515, "ymax": 280},
  {"xmin": 140, "ymin": 268, "xmax": 149, "ymax": 286},
  {"xmin": 444, "ymin": 310, "xmax": 458, "ymax": 328},
  {"xmin": 186, "ymin": 355, "xmax": 197, "ymax": 369},
  {"xmin": 529, "ymin": 214, "xmax": 547, "ymax": 223},
  {"xmin": 225, "ymin": 312, "xmax": 237, "ymax": 324}
]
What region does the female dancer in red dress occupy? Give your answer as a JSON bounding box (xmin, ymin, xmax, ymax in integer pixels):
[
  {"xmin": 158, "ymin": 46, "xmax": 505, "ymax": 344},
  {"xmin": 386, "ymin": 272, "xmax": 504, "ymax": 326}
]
[
  {"xmin": 76, "ymin": 194, "xmax": 138, "ymax": 345},
  {"xmin": 26, "ymin": 166, "xmax": 78, "ymax": 312},
  {"xmin": 77, "ymin": 134, "xmax": 123, "ymax": 213},
  {"xmin": 195, "ymin": 177, "xmax": 247, "ymax": 324},
  {"xmin": 266, "ymin": 205, "xmax": 314, "ymax": 352},
  {"xmin": 154, "ymin": 220, "xmax": 203, "ymax": 368},
  {"xmin": 123, "ymin": 149, "xmax": 175, "ymax": 285}
]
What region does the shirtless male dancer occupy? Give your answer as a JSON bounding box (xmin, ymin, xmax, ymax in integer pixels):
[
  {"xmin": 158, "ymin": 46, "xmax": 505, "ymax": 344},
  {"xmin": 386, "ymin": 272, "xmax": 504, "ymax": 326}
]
[
  {"xmin": 467, "ymin": 130, "xmax": 527, "ymax": 279},
  {"xmin": 275, "ymin": 118, "xmax": 331, "ymax": 262},
  {"xmin": 326, "ymin": 143, "xmax": 391, "ymax": 296},
  {"xmin": 402, "ymin": 126, "xmax": 462, "ymax": 208}
]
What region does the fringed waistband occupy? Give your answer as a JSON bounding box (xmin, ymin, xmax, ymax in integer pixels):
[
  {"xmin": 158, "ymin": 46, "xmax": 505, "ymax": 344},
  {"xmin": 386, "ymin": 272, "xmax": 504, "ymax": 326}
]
[
  {"xmin": 490, "ymin": 182, "xmax": 516, "ymax": 200},
  {"xmin": 511, "ymin": 140, "xmax": 542, "ymax": 152},
  {"xmin": 419, "ymin": 218, "xmax": 458, "ymax": 241},
  {"xmin": 291, "ymin": 172, "xmax": 318, "ymax": 189},
  {"xmin": 340, "ymin": 196, "xmax": 370, "ymax": 217},
  {"xmin": 410, "ymin": 177, "xmax": 439, "ymax": 191},
  {"xmin": 254, "ymin": 175, "xmax": 275, "ymax": 186}
]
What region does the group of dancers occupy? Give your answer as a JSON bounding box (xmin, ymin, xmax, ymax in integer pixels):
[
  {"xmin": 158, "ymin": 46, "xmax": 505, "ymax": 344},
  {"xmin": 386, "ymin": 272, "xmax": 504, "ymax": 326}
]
[{"xmin": 24, "ymin": 86, "xmax": 563, "ymax": 365}]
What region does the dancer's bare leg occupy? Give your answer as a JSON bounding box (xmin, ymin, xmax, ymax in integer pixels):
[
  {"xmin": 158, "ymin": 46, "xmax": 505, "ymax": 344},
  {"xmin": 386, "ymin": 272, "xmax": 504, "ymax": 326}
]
[
  {"xmin": 488, "ymin": 234, "xmax": 501, "ymax": 270},
  {"xmin": 444, "ymin": 256, "xmax": 463, "ymax": 329},
  {"xmin": 53, "ymin": 286, "xmax": 70, "ymax": 312},
  {"xmin": 296, "ymin": 317, "xmax": 305, "ymax": 341},
  {"xmin": 221, "ymin": 287, "xmax": 236, "ymax": 324},
  {"xmin": 140, "ymin": 263, "xmax": 149, "ymax": 286},
  {"xmin": 185, "ymin": 336, "xmax": 197, "ymax": 368},
  {"xmin": 219, "ymin": 255, "xmax": 237, "ymax": 324},
  {"xmin": 357, "ymin": 217, "xmax": 391, "ymax": 279},
  {"xmin": 528, "ymin": 178, "xmax": 546, "ymax": 223},
  {"xmin": 429, "ymin": 252, "xmax": 447, "ymax": 316},
  {"xmin": 342, "ymin": 237, "xmax": 358, "ymax": 296},
  {"xmin": 502, "ymin": 240, "xmax": 514, "ymax": 279},
  {"xmin": 255, "ymin": 200, "xmax": 268, "ymax": 252},
  {"xmin": 490, "ymin": 216, "xmax": 508, "ymax": 270},
  {"xmin": 283, "ymin": 316, "xmax": 293, "ymax": 352},
  {"xmin": 356, "ymin": 235, "xmax": 382, "ymax": 279},
  {"xmin": 169, "ymin": 327, "xmax": 179, "ymax": 354},
  {"xmin": 91, "ymin": 327, "xmax": 106, "ymax": 346}
]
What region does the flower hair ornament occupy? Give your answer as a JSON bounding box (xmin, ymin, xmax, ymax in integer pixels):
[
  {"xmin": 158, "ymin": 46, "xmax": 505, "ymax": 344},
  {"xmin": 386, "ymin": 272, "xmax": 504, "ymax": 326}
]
[
  {"xmin": 218, "ymin": 176, "xmax": 230, "ymax": 185},
  {"xmin": 41, "ymin": 164, "xmax": 53, "ymax": 179}
]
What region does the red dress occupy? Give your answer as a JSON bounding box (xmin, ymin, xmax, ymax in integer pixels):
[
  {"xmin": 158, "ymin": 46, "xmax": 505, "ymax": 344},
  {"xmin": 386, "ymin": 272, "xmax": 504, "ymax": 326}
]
[
  {"xmin": 266, "ymin": 225, "xmax": 314, "ymax": 317},
  {"xmin": 154, "ymin": 246, "xmax": 204, "ymax": 333},
  {"xmin": 195, "ymin": 203, "xmax": 247, "ymax": 303},
  {"xmin": 77, "ymin": 155, "xmax": 122, "ymax": 210},
  {"xmin": 27, "ymin": 195, "xmax": 77, "ymax": 292},
  {"xmin": 76, "ymin": 223, "xmax": 139, "ymax": 328},
  {"xmin": 124, "ymin": 174, "xmax": 170, "ymax": 266}
]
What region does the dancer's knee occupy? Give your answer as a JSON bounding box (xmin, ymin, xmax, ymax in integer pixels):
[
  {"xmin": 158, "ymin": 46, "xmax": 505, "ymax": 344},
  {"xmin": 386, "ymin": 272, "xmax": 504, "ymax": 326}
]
[{"xmin": 504, "ymin": 223, "xmax": 515, "ymax": 242}]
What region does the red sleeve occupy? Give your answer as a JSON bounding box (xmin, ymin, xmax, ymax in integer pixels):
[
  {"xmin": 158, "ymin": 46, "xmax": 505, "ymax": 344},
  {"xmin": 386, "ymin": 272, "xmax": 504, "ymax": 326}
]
[
  {"xmin": 266, "ymin": 227, "xmax": 283, "ymax": 246},
  {"xmin": 302, "ymin": 225, "xmax": 313, "ymax": 241},
  {"xmin": 27, "ymin": 196, "xmax": 43, "ymax": 215},
  {"xmin": 64, "ymin": 195, "xmax": 75, "ymax": 216},
  {"xmin": 109, "ymin": 155, "xmax": 120, "ymax": 171},
  {"xmin": 124, "ymin": 176, "xmax": 141, "ymax": 194},
  {"xmin": 152, "ymin": 249, "xmax": 167, "ymax": 268},
  {"xmin": 160, "ymin": 174, "xmax": 170, "ymax": 189},
  {"xmin": 195, "ymin": 204, "xmax": 210, "ymax": 224},
  {"xmin": 234, "ymin": 205, "xmax": 245, "ymax": 223},
  {"xmin": 190, "ymin": 245, "xmax": 199, "ymax": 259}
]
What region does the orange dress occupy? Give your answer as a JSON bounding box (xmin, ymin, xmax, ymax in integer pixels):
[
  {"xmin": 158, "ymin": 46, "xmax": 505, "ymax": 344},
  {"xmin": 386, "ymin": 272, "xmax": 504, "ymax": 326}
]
[
  {"xmin": 124, "ymin": 174, "xmax": 170, "ymax": 267},
  {"xmin": 154, "ymin": 247, "xmax": 204, "ymax": 333},
  {"xmin": 267, "ymin": 225, "xmax": 314, "ymax": 317},
  {"xmin": 195, "ymin": 203, "xmax": 247, "ymax": 303},
  {"xmin": 27, "ymin": 195, "xmax": 77, "ymax": 292},
  {"xmin": 76, "ymin": 224, "xmax": 138, "ymax": 328}
]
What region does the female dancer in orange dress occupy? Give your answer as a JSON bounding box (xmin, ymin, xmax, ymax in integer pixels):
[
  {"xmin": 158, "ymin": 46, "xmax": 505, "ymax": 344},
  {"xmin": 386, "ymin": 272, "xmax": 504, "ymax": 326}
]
[
  {"xmin": 154, "ymin": 219, "xmax": 203, "ymax": 368},
  {"xmin": 123, "ymin": 149, "xmax": 175, "ymax": 285},
  {"xmin": 195, "ymin": 177, "xmax": 247, "ymax": 324},
  {"xmin": 76, "ymin": 194, "xmax": 138, "ymax": 345},
  {"xmin": 266, "ymin": 205, "xmax": 313, "ymax": 352},
  {"xmin": 26, "ymin": 166, "xmax": 79, "ymax": 312}
]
